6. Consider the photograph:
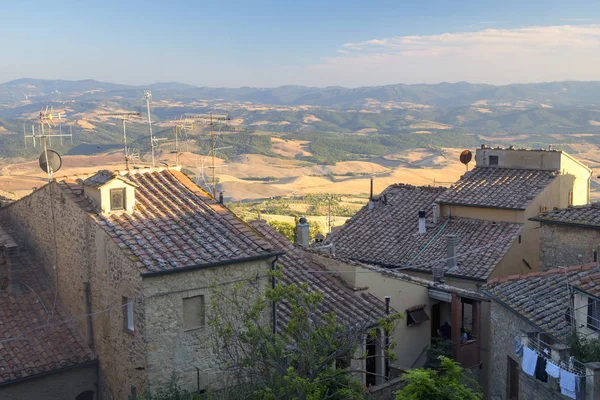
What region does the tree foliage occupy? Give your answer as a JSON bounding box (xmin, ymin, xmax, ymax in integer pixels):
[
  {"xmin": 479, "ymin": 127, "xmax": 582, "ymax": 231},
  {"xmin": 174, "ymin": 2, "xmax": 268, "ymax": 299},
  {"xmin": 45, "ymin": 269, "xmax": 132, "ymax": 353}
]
[
  {"xmin": 394, "ymin": 356, "xmax": 482, "ymax": 400},
  {"xmin": 267, "ymin": 220, "xmax": 295, "ymax": 242},
  {"xmin": 566, "ymin": 330, "xmax": 600, "ymax": 363},
  {"xmin": 208, "ymin": 268, "xmax": 401, "ymax": 400}
]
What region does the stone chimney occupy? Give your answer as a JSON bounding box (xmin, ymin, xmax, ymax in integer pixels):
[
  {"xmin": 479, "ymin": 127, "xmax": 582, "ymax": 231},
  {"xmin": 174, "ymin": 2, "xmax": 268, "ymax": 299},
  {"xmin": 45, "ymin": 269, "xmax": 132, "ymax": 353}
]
[
  {"xmin": 5, "ymin": 246, "xmax": 21, "ymax": 295},
  {"xmin": 446, "ymin": 235, "xmax": 458, "ymax": 271},
  {"xmin": 418, "ymin": 211, "xmax": 426, "ymax": 234},
  {"xmin": 433, "ymin": 264, "xmax": 444, "ymax": 284},
  {"xmin": 432, "ymin": 204, "xmax": 438, "ymax": 225},
  {"xmin": 295, "ymin": 217, "xmax": 310, "ymax": 246}
]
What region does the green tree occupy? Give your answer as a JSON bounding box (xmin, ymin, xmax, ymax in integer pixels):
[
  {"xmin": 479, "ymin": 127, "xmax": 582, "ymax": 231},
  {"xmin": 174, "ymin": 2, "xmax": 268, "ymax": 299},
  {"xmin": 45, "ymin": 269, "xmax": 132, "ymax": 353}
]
[
  {"xmin": 566, "ymin": 330, "xmax": 600, "ymax": 363},
  {"xmin": 267, "ymin": 220, "xmax": 295, "ymax": 242},
  {"xmin": 395, "ymin": 356, "xmax": 482, "ymax": 400},
  {"xmin": 208, "ymin": 269, "xmax": 401, "ymax": 400}
]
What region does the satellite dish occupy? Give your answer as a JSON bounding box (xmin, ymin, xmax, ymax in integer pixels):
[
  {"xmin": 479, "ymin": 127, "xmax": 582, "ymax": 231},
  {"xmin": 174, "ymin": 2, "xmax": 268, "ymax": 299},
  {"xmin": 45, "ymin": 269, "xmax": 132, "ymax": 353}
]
[
  {"xmin": 460, "ymin": 150, "xmax": 473, "ymax": 165},
  {"xmin": 39, "ymin": 150, "xmax": 62, "ymax": 173}
]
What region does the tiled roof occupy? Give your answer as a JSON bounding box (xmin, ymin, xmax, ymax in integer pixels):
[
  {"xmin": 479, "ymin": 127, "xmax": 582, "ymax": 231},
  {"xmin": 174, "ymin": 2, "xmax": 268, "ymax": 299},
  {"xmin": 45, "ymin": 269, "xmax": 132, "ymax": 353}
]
[
  {"xmin": 572, "ymin": 271, "xmax": 600, "ymax": 298},
  {"xmin": 59, "ymin": 168, "xmax": 275, "ymax": 275},
  {"xmin": 249, "ymin": 220, "xmax": 389, "ymax": 328},
  {"xmin": 483, "ymin": 264, "xmax": 596, "ymax": 341},
  {"xmin": 531, "ymin": 204, "xmax": 600, "ymax": 229},
  {"xmin": 81, "ymin": 169, "xmax": 136, "ymax": 188},
  {"xmin": 436, "ymin": 167, "xmax": 558, "ymax": 210},
  {"xmin": 0, "ymin": 227, "xmax": 95, "ymax": 384},
  {"xmin": 324, "ymin": 184, "xmax": 522, "ymax": 280}
]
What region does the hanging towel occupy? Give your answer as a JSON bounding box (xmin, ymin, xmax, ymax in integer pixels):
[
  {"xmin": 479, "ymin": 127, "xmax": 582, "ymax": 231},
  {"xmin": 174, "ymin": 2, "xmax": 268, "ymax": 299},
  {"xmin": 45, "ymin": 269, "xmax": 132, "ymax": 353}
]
[
  {"xmin": 545, "ymin": 361, "xmax": 560, "ymax": 378},
  {"xmin": 535, "ymin": 357, "xmax": 548, "ymax": 382},
  {"xmin": 576, "ymin": 375, "xmax": 585, "ymax": 400},
  {"xmin": 560, "ymin": 368, "xmax": 577, "ymax": 399},
  {"xmin": 514, "ymin": 337, "xmax": 524, "ymax": 357},
  {"xmin": 522, "ymin": 346, "xmax": 537, "ymax": 377}
]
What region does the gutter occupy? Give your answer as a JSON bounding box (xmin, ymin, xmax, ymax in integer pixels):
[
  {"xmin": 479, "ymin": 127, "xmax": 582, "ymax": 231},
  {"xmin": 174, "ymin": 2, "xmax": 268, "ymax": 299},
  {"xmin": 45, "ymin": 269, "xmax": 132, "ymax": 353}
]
[
  {"xmin": 0, "ymin": 359, "xmax": 98, "ymax": 388},
  {"xmin": 481, "ymin": 289, "xmax": 562, "ymax": 343},
  {"xmin": 141, "ymin": 251, "xmax": 285, "ymax": 277},
  {"xmin": 528, "ymin": 216, "xmax": 600, "ymax": 231}
]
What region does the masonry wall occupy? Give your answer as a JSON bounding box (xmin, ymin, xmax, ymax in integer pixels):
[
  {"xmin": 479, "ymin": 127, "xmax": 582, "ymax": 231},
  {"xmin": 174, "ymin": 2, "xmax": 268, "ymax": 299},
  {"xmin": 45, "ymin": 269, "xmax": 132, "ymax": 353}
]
[
  {"xmin": 539, "ymin": 224, "xmax": 600, "ymax": 270},
  {"xmin": 0, "ymin": 362, "xmax": 97, "ymax": 400},
  {"xmin": 0, "ymin": 183, "xmax": 148, "ymax": 400},
  {"xmin": 488, "ymin": 301, "xmax": 565, "ymax": 400},
  {"xmin": 142, "ymin": 259, "xmax": 272, "ymax": 394}
]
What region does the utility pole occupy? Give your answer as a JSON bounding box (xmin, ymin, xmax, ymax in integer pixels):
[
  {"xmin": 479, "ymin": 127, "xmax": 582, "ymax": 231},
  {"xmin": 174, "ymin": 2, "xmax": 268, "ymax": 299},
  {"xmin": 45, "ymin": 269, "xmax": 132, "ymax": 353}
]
[{"xmin": 144, "ymin": 90, "xmax": 155, "ymax": 167}]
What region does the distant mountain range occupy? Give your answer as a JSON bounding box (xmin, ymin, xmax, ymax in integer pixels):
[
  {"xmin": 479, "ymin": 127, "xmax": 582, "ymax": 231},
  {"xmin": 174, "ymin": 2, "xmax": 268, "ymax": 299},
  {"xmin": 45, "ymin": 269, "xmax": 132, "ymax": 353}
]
[{"xmin": 3, "ymin": 78, "xmax": 600, "ymax": 108}]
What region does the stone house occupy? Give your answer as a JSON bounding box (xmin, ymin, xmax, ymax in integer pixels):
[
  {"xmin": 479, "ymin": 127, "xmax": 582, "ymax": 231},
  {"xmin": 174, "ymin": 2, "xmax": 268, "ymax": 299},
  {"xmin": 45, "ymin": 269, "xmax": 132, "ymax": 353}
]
[
  {"xmin": 483, "ymin": 264, "xmax": 600, "ymax": 400},
  {"xmin": 530, "ymin": 203, "xmax": 600, "ymax": 270},
  {"xmin": 0, "ymin": 167, "xmax": 280, "ymax": 399},
  {"xmin": 0, "ymin": 223, "xmax": 97, "ymax": 400},
  {"xmin": 321, "ymin": 146, "xmax": 591, "ymax": 397}
]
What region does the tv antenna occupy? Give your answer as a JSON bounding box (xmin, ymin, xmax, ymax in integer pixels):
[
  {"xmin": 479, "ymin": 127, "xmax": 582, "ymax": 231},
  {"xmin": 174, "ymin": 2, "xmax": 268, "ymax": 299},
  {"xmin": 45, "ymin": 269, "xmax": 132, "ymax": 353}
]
[
  {"xmin": 144, "ymin": 90, "xmax": 156, "ymax": 167},
  {"xmin": 100, "ymin": 111, "xmax": 141, "ymax": 169},
  {"xmin": 183, "ymin": 113, "xmax": 230, "ymax": 198},
  {"xmin": 24, "ymin": 106, "xmax": 71, "ymax": 181}
]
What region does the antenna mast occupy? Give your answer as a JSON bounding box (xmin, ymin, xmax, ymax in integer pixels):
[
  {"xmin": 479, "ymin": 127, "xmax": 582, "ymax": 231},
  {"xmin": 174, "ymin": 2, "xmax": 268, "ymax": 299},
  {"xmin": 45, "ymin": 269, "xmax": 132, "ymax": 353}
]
[
  {"xmin": 144, "ymin": 90, "xmax": 155, "ymax": 167},
  {"xmin": 100, "ymin": 111, "xmax": 141, "ymax": 169},
  {"xmin": 24, "ymin": 107, "xmax": 72, "ymax": 181}
]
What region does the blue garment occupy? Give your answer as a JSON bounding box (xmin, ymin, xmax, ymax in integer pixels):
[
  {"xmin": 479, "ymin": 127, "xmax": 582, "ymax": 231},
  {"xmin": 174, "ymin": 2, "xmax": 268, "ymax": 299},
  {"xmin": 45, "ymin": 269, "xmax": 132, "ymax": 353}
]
[
  {"xmin": 560, "ymin": 368, "xmax": 577, "ymax": 399},
  {"xmin": 522, "ymin": 347, "xmax": 537, "ymax": 377}
]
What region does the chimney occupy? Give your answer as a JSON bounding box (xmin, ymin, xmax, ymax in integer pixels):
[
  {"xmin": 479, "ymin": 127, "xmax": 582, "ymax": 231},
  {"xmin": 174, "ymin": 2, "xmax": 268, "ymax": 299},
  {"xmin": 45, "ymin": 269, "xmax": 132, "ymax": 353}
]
[
  {"xmin": 219, "ymin": 191, "xmax": 224, "ymax": 205},
  {"xmin": 295, "ymin": 217, "xmax": 310, "ymax": 246},
  {"xmin": 596, "ymin": 244, "xmax": 600, "ymax": 270},
  {"xmin": 432, "ymin": 204, "xmax": 438, "ymax": 225},
  {"xmin": 446, "ymin": 235, "xmax": 458, "ymax": 271},
  {"xmin": 6, "ymin": 246, "xmax": 21, "ymax": 295},
  {"xmin": 433, "ymin": 265, "xmax": 444, "ymax": 284},
  {"xmin": 418, "ymin": 211, "xmax": 426, "ymax": 234},
  {"xmin": 369, "ymin": 177, "xmax": 374, "ymax": 201}
]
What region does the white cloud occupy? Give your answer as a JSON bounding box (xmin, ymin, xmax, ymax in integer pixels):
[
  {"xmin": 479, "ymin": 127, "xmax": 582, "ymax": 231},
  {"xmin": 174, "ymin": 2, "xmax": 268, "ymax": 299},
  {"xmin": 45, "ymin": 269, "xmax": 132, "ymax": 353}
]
[{"xmin": 308, "ymin": 25, "xmax": 600, "ymax": 87}]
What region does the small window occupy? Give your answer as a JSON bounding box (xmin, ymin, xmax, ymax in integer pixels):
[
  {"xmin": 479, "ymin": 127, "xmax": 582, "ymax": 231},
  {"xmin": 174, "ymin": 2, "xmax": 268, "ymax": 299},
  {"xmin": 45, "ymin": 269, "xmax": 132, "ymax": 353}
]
[
  {"xmin": 406, "ymin": 307, "xmax": 430, "ymax": 326},
  {"xmin": 588, "ymin": 297, "xmax": 600, "ymax": 331},
  {"xmin": 123, "ymin": 297, "xmax": 134, "ymax": 333},
  {"xmin": 110, "ymin": 188, "xmax": 126, "ymax": 211},
  {"xmin": 183, "ymin": 295, "xmax": 205, "ymax": 331},
  {"xmin": 489, "ymin": 155, "xmax": 499, "ymax": 166}
]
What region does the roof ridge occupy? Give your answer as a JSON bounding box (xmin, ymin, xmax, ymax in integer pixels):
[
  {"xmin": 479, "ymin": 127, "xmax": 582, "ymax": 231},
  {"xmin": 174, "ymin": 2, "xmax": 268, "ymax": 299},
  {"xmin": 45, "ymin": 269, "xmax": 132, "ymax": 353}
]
[
  {"xmin": 487, "ymin": 263, "xmax": 595, "ymax": 284},
  {"xmin": 387, "ymin": 183, "xmax": 447, "ymax": 193}
]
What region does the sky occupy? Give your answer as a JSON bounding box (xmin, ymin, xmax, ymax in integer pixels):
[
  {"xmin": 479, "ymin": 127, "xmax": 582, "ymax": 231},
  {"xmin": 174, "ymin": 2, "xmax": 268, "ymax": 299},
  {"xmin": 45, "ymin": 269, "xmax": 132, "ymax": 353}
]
[{"xmin": 2, "ymin": 0, "xmax": 600, "ymax": 88}]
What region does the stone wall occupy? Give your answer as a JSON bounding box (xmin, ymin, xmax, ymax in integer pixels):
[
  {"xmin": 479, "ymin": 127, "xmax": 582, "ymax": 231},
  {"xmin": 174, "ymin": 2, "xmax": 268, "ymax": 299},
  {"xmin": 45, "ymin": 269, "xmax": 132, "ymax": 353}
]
[
  {"xmin": 0, "ymin": 183, "xmax": 147, "ymax": 400},
  {"xmin": 489, "ymin": 301, "xmax": 565, "ymax": 400},
  {"xmin": 539, "ymin": 223, "xmax": 600, "ymax": 270},
  {"xmin": 142, "ymin": 259, "xmax": 272, "ymax": 394},
  {"xmin": 0, "ymin": 362, "xmax": 97, "ymax": 400}
]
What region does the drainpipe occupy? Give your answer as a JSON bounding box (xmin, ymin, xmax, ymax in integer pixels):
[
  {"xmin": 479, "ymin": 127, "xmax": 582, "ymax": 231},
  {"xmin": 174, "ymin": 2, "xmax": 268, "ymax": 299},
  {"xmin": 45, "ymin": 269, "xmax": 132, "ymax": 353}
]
[
  {"xmin": 271, "ymin": 255, "xmax": 280, "ymax": 334},
  {"xmin": 385, "ymin": 296, "xmax": 391, "ymax": 381}
]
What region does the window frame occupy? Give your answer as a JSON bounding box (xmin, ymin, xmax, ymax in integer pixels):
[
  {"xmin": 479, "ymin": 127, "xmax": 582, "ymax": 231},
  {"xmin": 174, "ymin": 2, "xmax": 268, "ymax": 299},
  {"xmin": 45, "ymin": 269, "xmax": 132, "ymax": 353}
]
[
  {"xmin": 587, "ymin": 296, "xmax": 600, "ymax": 331},
  {"xmin": 183, "ymin": 295, "xmax": 205, "ymax": 331},
  {"xmin": 123, "ymin": 297, "xmax": 134, "ymax": 334},
  {"xmin": 110, "ymin": 188, "xmax": 126, "ymax": 211},
  {"xmin": 489, "ymin": 155, "xmax": 499, "ymax": 166}
]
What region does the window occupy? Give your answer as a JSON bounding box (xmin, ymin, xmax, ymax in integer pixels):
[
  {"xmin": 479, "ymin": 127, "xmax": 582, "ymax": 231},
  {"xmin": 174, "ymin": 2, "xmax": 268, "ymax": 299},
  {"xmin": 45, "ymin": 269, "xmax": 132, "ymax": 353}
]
[
  {"xmin": 183, "ymin": 295, "xmax": 205, "ymax": 331},
  {"xmin": 123, "ymin": 297, "xmax": 134, "ymax": 333},
  {"xmin": 110, "ymin": 188, "xmax": 126, "ymax": 211},
  {"xmin": 489, "ymin": 155, "xmax": 499, "ymax": 166},
  {"xmin": 406, "ymin": 306, "xmax": 430, "ymax": 326},
  {"xmin": 588, "ymin": 297, "xmax": 600, "ymax": 331},
  {"xmin": 507, "ymin": 356, "xmax": 519, "ymax": 399}
]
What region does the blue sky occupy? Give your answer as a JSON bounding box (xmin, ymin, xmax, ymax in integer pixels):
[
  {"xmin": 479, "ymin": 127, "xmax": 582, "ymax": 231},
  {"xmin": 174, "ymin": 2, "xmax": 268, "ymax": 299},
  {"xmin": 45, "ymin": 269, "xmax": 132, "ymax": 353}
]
[{"xmin": 2, "ymin": 0, "xmax": 600, "ymax": 87}]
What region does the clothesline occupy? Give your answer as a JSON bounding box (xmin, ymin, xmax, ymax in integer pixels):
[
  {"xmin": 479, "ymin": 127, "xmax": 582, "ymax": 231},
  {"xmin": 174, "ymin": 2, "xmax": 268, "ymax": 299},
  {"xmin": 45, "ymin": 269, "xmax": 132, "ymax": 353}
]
[{"xmin": 516, "ymin": 333, "xmax": 587, "ymax": 377}]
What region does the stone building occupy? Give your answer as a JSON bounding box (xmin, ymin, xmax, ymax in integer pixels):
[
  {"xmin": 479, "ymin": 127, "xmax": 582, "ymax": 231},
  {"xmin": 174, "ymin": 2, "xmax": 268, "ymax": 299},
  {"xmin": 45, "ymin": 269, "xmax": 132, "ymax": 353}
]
[
  {"xmin": 483, "ymin": 264, "xmax": 600, "ymax": 400},
  {"xmin": 321, "ymin": 146, "xmax": 592, "ymax": 398},
  {"xmin": 0, "ymin": 223, "xmax": 97, "ymax": 400},
  {"xmin": 0, "ymin": 167, "xmax": 280, "ymax": 399},
  {"xmin": 530, "ymin": 203, "xmax": 600, "ymax": 270}
]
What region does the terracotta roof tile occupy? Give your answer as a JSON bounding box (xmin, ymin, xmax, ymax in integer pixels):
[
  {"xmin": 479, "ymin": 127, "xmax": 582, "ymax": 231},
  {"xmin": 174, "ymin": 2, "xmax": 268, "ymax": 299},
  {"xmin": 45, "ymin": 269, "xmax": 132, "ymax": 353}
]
[
  {"xmin": 532, "ymin": 203, "xmax": 600, "ymax": 228},
  {"xmin": 60, "ymin": 169, "xmax": 275, "ymax": 274},
  {"xmin": 249, "ymin": 220, "xmax": 389, "ymax": 327},
  {"xmin": 0, "ymin": 227, "xmax": 95, "ymax": 384},
  {"xmin": 324, "ymin": 184, "xmax": 522, "ymax": 280},
  {"xmin": 483, "ymin": 263, "xmax": 596, "ymax": 340},
  {"xmin": 437, "ymin": 167, "xmax": 558, "ymax": 210}
]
